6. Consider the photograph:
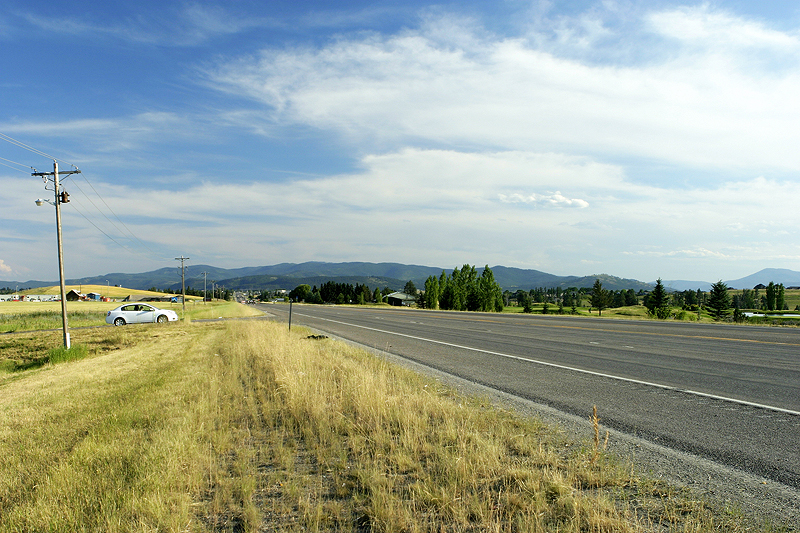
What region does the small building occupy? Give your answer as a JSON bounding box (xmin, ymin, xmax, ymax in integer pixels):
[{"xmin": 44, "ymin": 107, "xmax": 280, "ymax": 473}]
[
  {"xmin": 66, "ymin": 290, "xmax": 84, "ymax": 301},
  {"xmin": 385, "ymin": 291, "xmax": 417, "ymax": 307},
  {"xmin": 86, "ymin": 292, "xmax": 103, "ymax": 301}
]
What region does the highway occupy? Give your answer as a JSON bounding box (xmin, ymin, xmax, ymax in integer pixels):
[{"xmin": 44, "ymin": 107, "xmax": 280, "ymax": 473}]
[{"xmin": 258, "ymin": 303, "xmax": 800, "ymax": 488}]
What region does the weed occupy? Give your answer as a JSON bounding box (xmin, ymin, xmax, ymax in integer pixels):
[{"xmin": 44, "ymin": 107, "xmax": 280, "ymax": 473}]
[{"xmin": 47, "ymin": 344, "xmax": 89, "ymax": 364}]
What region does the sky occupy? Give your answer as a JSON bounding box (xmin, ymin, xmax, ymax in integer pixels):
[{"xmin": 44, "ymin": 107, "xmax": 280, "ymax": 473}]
[{"xmin": 2, "ymin": 0, "xmax": 800, "ymax": 284}]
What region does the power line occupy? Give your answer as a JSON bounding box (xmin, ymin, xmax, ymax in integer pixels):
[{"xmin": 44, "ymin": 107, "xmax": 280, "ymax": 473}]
[
  {"xmin": 66, "ymin": 199, "xmax": 143, "ymax": 257},
  {"xmin": 66, "ymin": 172, "xmax": 165, "ymax": 260},
  {"xmin": 6, "ymin": 131, "xmax": 173, "ymax": 264},
  {"xmin": 0, "ymin": 155, "xmax": 32, "ymax": 173},
  {"xmin": 0, "ymin": 132, "xmax": 76, "ymax": 168}
]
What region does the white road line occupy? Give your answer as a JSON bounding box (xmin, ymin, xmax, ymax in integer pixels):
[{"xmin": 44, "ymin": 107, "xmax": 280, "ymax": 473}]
[{"xmin": 298, "ymin": 312, "xmax": 800, "ymax": 417}]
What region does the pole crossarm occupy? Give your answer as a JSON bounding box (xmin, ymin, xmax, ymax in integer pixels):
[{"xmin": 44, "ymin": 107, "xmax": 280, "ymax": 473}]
[{"xmin": 32, "ymin": 169, "xmax": 81, "ymax": 177}]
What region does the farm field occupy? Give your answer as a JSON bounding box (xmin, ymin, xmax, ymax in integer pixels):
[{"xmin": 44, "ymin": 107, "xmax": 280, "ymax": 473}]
[{"xmin": 0, "ymin": 288, "xmax": 261, "ymax": 333}]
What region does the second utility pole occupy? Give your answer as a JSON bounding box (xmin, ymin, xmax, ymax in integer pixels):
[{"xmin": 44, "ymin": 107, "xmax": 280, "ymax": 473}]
[{"xmin": 175, "ymin": 256, "xmax": 189, "ymax": 317}]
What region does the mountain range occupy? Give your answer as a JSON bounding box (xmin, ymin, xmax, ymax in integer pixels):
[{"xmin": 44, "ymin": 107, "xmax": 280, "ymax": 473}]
[{"xmin": 3, "ymin": 263, "xmax": 799, "ymax": 293}]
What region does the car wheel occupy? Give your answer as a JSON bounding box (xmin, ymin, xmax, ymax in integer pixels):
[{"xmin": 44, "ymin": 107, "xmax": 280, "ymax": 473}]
[
  {"xmin": 113, "ymin": 317, "xmax": 126, "ymax": 326},
  {"xmin": 157, "ymin": 314, "xmax": 168, "ymax": 323}
]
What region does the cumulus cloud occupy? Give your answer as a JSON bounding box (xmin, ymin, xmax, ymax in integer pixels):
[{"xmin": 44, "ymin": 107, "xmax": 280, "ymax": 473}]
[
  {"xmin": 206, "ymin": 6, "xmax": 800, "ymax": 175},
  {"xmin": 498, "ymin": 192, "xmax": 589, "ymax": 208},
  {"xmin": 0, "ymin": 259, "xmax": 12, "ymax": 274}
]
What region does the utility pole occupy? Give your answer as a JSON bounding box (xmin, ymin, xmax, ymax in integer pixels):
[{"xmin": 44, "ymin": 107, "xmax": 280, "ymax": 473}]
[
  {"xmin": 33, "ymin": 161, "xmax": 80, "ymax": 349},
  {"xmin": 175, "ymin": 256, "xmax": 189, "ymax": 317},
  {"xmin": 201, "ymin": 271, "xmax": 209, "ymax": 304}
]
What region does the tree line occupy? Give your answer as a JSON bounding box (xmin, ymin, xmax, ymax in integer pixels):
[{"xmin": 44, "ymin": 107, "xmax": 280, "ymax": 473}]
[
  {"xmin": 288, "ymin": 282, "xmax": 392, "ymax": 305},
  {"xmin": 279, "ymin": 270, "xmax": 796, "ymax": 323},
  {"xmin": 420, "ymin": 265, "xmax": 504, "ymax": 312},
  {"xmin": 148, "ymin": 286, "xmax": 233, "ymax": 301}
]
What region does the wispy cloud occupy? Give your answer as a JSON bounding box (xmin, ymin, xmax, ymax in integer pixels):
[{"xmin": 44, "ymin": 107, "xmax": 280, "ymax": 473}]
[
  {"xmin": 18, "ymin": 4, "xmax": 280, "ymax": 46},
  {"xmin": 648, "ymin": 5, "xmax": 800, "ymax": 52},
  {"xmin": 205, "ymin": 6, "xmax": 800, "ymax": 176}
]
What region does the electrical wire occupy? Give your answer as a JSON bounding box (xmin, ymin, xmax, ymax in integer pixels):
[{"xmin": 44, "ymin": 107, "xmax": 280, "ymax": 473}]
[
  {"xmin": 0, "ymin": 132, "xmax": 77, "ymax": 169},
  {"xmin": 66, "ymin": 199, "xmax": 142, "ymax": 256},
  {"xmin": 0, "ymin": 161, "xmax": 30, "ymax": 173},
  {"xmin": 2, "ymin": 131, "xmax": 172, "ymax": 263},
  {"xmin": 0, "ymin": 155, "xmax": 33, "ymax": 173},
  {"xmin": 66, "ymin": 172, "xmax": 165, "ymax": 259}
]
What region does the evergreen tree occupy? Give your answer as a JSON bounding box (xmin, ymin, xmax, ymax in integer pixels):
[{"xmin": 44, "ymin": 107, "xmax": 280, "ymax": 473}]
[
  {"xmin": 424, "ymin": 275, "xmax": 440, "ymax": 310},
  {"xmin": 766, "ymin": 282, "xmax": 776, "ymax": 311},
  {"xmin": 647, "ymin": 278, "xmax": 671, "ymax": 319},
  {"xmin": 521, "ymin": 293, "xmax": 533, "ymax": 313},
  {"xmin": 403, "ymin": 280, "xmax": 417, "ymax": 296},
  {"xmin": 707, "ymin": 280, "xmax": 731, "ymax": 321},
  {"xmin": 590, "ymin": 279, "xmax": 608, "ymax": 316},
  {"xmin": 625, "ymin": 289, "xmax": 638, "ymax": 306},
  {"xmin": 777, "ymin": 283, "xmax": 786, "ymax": 311},
  {"xmin": 477, "ymin": 265, "xmax": 503, "ymax": 312}
]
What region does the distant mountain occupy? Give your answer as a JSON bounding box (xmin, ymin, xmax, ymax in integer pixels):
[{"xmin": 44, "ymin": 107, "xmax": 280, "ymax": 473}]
[
  {"xmin": 7, "ymin": 264, "xmax": 797, "ymax": 293},
  {"xmin": 2, "ymin": 261, "xmax": 655, "ymax": 293},
  {"xmin": 660, "ymin": 280, "xmax": 713, "ymax": 292},
  {"xmin": 724, "ymin": 268, "xmax": 800, "ymax": 289}
]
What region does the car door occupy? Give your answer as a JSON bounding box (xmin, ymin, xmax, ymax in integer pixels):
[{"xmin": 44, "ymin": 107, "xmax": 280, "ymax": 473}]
[{"xmin": 134, "ymin": 304, "xmax": 156, "ymax": 323}]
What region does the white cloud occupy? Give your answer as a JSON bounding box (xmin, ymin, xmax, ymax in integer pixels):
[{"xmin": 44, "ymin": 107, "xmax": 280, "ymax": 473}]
[
  {"xmin": 623, "ymin": 248, "xmax": 730, "ymax": 259},
  {"xmin": 498, "ymin": 192, "xmax": 589, "ymax": 208},
  {"xmin": 19, "ymin": 5, "xmax": 279, "ymax": 46},
  {"xmin": 0, "ymin": 259, "xmax": 12, "ymax": 274},
  {"xmin": 206, "ymin": 6, "xmax": 800, "ymax": 175},
  {"xmin": 648, "ymin": 6, "xmax": 800, "ymax": 51}
]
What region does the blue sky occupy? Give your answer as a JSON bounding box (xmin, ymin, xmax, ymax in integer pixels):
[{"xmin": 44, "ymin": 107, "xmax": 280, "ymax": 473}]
[{"xmin": 2, "ymin": 1, "xmax": 800, "ymax": 284}]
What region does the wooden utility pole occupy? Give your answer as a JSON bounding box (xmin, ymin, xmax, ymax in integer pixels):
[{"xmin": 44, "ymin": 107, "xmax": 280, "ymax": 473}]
[
  {"xmin": 33, "ymin": 161, "xmax": 80, "ymax": 348},
  {"xmin": 175, "ymin": 256, "xmax": 189, "ymax": 317},
  {"xmin": 201, "ymin": 271, "xmax": 209, "ymax": 304}
]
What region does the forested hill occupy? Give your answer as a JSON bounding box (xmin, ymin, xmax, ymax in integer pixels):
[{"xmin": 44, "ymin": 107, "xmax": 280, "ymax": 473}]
[{"xmin": 3, "ymin": 261, "xmax": 655, "ymax": 292}]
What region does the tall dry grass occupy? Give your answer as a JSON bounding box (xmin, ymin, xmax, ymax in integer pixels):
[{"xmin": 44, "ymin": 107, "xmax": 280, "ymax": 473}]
[{"xmin": 0, "ymin": 320, "xmax": 766, "ymax": 532}]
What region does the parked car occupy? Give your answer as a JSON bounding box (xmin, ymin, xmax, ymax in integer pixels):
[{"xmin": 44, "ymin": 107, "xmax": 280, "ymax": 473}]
[{"xmin": 106, "ymin": 303, "xmax": 179, "ymax": 326}]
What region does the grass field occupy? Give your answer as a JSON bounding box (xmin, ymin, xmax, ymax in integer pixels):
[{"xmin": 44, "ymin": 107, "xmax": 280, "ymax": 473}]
[
  {"xmin": 0, "ymin": 298, "xmax": 262, "ymax": 333},
  {"xmin": 0, "ymin": 318, "xmax": 782, "ymax": 532},
  {"xmin": 16, "ymin": 284, "xmax": 201, "ymax": 301}
]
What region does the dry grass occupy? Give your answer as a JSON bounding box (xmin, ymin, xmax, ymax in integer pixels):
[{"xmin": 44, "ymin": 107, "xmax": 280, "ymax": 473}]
[
  {"xmin": 0, "ymin": 299, "xmax": 261, "ymax": 332},
  {"xmin": 0, "ymin": 320, "xmax": 780, "ymax": 532}
]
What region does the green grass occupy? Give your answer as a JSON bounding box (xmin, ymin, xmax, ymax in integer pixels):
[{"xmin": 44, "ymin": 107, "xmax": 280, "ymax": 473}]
[
  {"xmin": 0, "ymin": 299, "xmax": 261, "ymax": 332},
  {"xmin": 0, "ymin": 320, "xmax": 783, "ymax": 532}
]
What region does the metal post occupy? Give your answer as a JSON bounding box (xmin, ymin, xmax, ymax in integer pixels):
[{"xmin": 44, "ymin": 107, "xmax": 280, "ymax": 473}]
[
  {"xmin": 289, "ymin": 300, "xmax": 293, "ymax": 331},
  {"xmin": 54, "ymin": 162, "xmax": 70, "ymax": 348}
]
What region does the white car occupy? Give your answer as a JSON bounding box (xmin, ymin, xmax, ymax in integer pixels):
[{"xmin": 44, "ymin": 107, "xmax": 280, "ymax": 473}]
[{"xmin": 106, "ymin": 303, "xmax": 179, "ymax": 326}]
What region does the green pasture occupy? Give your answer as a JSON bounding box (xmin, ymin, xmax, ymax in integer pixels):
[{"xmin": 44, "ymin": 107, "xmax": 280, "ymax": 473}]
[{"xmin": 0, "ymin": 298, "xmax": 262, "ymax": 333}]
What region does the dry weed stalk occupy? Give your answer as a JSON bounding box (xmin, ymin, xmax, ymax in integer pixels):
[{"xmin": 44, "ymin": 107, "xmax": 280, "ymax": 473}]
[{"xmin": 590, "ymin": 405, "xmax": 609, "ymax": 465}]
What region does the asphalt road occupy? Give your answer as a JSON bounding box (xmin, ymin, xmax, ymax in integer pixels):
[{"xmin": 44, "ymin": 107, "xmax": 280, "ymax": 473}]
[{"xmin": 258, "ymin": 304, "xmax": 800, "ymax": 489}]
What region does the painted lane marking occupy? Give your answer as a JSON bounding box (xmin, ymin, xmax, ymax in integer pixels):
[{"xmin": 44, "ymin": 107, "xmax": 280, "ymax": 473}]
[
  {"xmin": 356, "ymin": 308, "xmax": 800, "ymax": 347},
  {"xmin": 296, "ymin": 312, "xmax": 800, "ymax": 417}
]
